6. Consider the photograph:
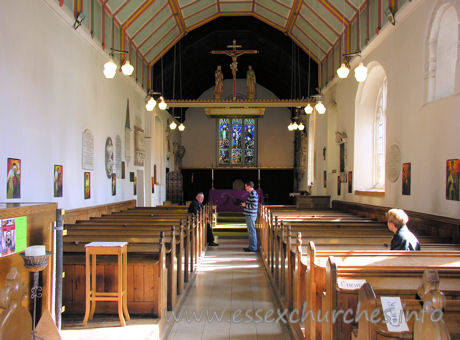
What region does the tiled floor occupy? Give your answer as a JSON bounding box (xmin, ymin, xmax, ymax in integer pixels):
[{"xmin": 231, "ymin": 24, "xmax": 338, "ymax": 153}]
[{"xmin": 167, "ymin": 238, "xmax": 291, "ymax": 340}]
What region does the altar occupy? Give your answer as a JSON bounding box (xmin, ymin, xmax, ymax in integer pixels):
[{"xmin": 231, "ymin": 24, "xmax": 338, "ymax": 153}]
[{"xmin": 208, "ymin": 189, "xmax": 264, "ymax": 212}]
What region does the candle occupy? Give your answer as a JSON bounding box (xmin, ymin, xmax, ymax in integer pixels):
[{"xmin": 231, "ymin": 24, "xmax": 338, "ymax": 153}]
[{"xmin": 25, "ymin": 245, "xmax": 46, "ymax": 257}]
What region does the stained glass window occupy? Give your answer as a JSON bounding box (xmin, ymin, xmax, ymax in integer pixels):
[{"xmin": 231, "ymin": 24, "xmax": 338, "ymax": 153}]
[
  {"xmin": 218, "ymin": 118, "xmax": 257, "ymax": 166},
  {"xmin": 218, "ymin": 119, "xmax": 230, "ymax": 164},
  {"xmin": 244, "ymin": 118, "xmax": 255, "ymax": 165}
]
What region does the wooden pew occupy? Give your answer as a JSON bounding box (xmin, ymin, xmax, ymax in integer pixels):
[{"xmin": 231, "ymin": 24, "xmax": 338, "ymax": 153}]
[
  {"xmin": 354, "ymin": 270, "xmax": 460, "ymax": 340},
  {"xmin": 66, "ymin": 222, "xmax": 191, "ymax": 285},
  {"xmin": 260, "ymin": 206, "xmax": 454, "ymax": 311},
  {"xmin": 62, "ymin": 203, "xmax": 210, "ymax": 318},
  {"xmin": 258, "ymin": 205, "xmax": 460, "ymax": 340},
  {"xmin": 290, "ymin": 237, "xmax": 460, "ymax": 340},
  {"xmin": 69, "ymin": 204, "xmax": 210, "ymax": 282},
  {"xmin": 64, "ymin": 225, "xmax": 182, "ymax": 306},
  {"xmin": 258, "ymin": 206, "xmax": 389, "ymax": 277},
  {"xmin": 332, "ymin": 201, "xmax": 460, "ymax": 243},
  {"xmin": 320, "ymin": 252, "xmax": 460, "ymax": 340},
  {"xmin": 109, "ymin": 205, "xmax": 209, "ymax": 259},
  {"xmin": 63, "ymin": 233, "xmax": 167, "ymax": 318}
]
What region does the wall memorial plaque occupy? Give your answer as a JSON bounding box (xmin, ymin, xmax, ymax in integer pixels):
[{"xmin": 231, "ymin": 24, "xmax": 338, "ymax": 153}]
[
  {"xmin": 386, "ymin": 144, "xmax": 401, "ymax": 183},
  {"xmin": 82, "ymin": 129, "xmax": 94, "ymax": 170},
  {"xmin": 134, "ymin": 127, "xmax": 145, "ymax": 166}
]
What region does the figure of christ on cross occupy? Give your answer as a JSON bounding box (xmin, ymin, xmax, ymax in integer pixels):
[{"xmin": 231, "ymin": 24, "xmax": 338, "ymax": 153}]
[{"xmin": 210, "ymin": 40, "xmax": 258, "ymax": 100}]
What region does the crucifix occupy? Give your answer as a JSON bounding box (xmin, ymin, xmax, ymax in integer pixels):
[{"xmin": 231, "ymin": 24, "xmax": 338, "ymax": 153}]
[{"xmin": 211, "ymin": 39, "xmax": 258, "ymax": 100}]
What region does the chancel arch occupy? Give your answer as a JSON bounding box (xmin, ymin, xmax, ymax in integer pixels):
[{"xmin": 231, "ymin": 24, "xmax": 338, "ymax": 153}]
[{"xmin": 354, "ymin": 62, "xmax": 387, "ymax": 192}]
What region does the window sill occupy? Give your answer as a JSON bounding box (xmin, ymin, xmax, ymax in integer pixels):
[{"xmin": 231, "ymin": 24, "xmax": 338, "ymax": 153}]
[{"xmin": 354, "ymin": 190, "xmax": 385, "ymax": 197}]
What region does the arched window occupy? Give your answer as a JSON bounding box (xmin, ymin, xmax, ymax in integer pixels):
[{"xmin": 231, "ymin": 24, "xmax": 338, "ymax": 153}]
[
  {"xmin": 374, "ymin": 80, "xmax": 387, "ymax": 188},
  {"xmin": 354, "ymin": 62, "xmax": 387, "ymax": 192},
  {"xmin": 426, "ymin": 3, "xmax": 459, "ymax": 102}
]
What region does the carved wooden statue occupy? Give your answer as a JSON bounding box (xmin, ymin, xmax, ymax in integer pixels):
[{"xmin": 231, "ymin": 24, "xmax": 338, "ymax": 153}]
[
  {"xmin": 0, "ymin": 267, "xmax": 32, "ymax": 340},
  {"xmin": 246, "ymin": 65, "xmax": 256, "ymax": 99},
  {"xmin": 414, "ymin": 270, "xmax": 449, "ymax": 340}
]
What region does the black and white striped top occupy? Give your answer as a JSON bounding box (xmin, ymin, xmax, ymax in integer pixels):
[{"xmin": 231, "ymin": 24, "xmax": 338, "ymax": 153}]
[{"xmin": 243, "ymin": 190, "xmax": 258, "ymax": 217}]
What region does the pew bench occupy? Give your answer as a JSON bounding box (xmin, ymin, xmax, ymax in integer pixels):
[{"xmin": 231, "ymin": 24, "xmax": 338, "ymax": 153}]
[
  {"xmin": 63, "ymin": 238, "xmax": 167, "ymax": 319},
  {"xmin": 354, "ymin": 271, "xmax": 460, "ymax": 340},
  {"xmin": 63, "ymin": 231, "xmax": 179, "ymax": 312}
]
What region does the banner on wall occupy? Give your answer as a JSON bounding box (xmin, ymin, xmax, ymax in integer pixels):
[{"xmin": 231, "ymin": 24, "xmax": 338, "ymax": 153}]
[{"xmin": 0, "ymin": 216, "xmax": 27, "ymax": 257}]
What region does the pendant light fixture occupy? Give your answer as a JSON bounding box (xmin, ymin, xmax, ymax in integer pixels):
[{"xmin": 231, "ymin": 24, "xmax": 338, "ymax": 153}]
[
  {"xmin": 158, "ymin": 97, "xmax": 167, "ymax": 110},
  {"xmin": 121, "ymin": 60, "xmax": 134, "ymax": 76},
  {"xmin": 103, "ymin": 48, "xmax": 134, "ymax": 79},
  {"xmin": 336, "ymin": 1, "xmax": 367, "ymax": 82},
  {"xmin": 354, "ymin": 62, "xmax": 368, "ymax": 82},
  {"xmin": 103, "ymin": 57, "xmax": 117, "ymax": 79},
  {"xmin": 315, "ymin": 101, "xmax": 326, "ymax": 114},
  {"xmin": 336, "ymin": 62, "xmax": 350, "ymax": 79},
  {"xmin": 145, "ymin": 96, "xmax": 156, "ymax": 111}
]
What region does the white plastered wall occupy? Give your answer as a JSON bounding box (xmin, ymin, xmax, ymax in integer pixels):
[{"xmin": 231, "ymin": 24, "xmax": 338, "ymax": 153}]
[
  {"xmin": 321, "ymin": 0, "xmax": 460, "ymax": 218},
  {"xmin": 0, "ymin": 0, "xmax": 168, "ymax": 209}
]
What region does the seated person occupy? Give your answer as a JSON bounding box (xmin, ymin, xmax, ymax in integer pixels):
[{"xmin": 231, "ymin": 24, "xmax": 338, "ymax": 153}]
[
  {"xmin": 386, "ymin": 208, "xmax": 420, "ymax": 251},
  {"xmin": 188, "ymin": 192, "xmax": 218, "ymax": 247}
]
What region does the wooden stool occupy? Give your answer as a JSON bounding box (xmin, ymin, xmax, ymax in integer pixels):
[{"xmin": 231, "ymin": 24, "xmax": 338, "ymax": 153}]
[{"xmin": 82, "ymin": 242, "xmax": 130, "ymax": 327}]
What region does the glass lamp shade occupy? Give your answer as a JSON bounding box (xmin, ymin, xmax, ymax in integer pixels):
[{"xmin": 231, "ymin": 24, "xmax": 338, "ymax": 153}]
[
  {"xmin": 103, "ymin": 59, "xmax": 117, "ymax": 79},
  {"xmin": 298, "ymin": 122, "xmax": 305, "ymax": 131},
  {"xmin": 288, "ymin": 122, "xmax": 293, "ymax": 131},
  {"xmin": 315, "ymin": 101, "xmax": 326, "ymax": 114},
  {"xmin": 169, "ymin": 121, "xmax": 177, "ymax": 130},
  {"xmin": 121, "ymin": 60, "xmax": 134, "ymax": 76},
  {"xmin": 337, "ymin": 63, "xmax": 350, "ymax": 79},
  {"xmin": 292, "ymin": 122, "xmax": 298, "ymax": 130},
  {"xmin": 178, "ymin": 123, "xmax": 185, "ymax": 131},
  {"xmin": 158, "ymin": 97, "xmax": 167, "ymax": 110},
  {"xmin": 304, "ymin": 104, "xmax": 313, "ymax": 114},
  {"xmin": 145, "ymin": 97, "xmax": 156, "ymax": 111},
  {"xmin": 354, "ymin": 63, "xmax": 368, "ymax": 82}
]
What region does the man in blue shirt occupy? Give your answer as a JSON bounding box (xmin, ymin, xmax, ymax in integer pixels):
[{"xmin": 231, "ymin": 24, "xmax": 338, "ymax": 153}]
[
  {"xmin": 241, "ymin": 181, "xmax": 258, "ymax": 252},
  {"xmin": 386, "ymin": 208, "xmax": 420, "ymax": 251}
]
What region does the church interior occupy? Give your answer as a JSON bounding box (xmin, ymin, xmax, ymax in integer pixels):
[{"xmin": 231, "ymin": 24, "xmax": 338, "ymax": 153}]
[{"xmin": 1, "ymin": 0, "xmax": 460, "ymax": 339}]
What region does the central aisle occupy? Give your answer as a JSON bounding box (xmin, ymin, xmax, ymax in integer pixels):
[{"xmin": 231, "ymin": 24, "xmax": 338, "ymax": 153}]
[{"xmin": 167, "ymin": 238, "xmax": 291, "ymax": 340}]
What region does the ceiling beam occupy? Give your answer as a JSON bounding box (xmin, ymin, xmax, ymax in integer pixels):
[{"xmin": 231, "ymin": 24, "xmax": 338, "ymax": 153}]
[
  {"xmin": 169, "ymin": 0, "xmax": 187, "ymax": 34},
  {"xmin": 318, "ymin": 0, "xmax": 351, "ymax": 53},
  {"xmin": 286, "ymin": 0, "xmax": 302, "ymax": 34},
  {"xmin": 165, "ymin": 99, "xmax": 316, "ymax": 108},
  {"xmin": 120, "ymin": 0, "xmax": 155, "ymax": 57}
]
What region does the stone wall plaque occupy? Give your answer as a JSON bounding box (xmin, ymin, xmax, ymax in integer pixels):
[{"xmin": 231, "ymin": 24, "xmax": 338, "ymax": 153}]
[
  {"xmin": 386, "ymin": 144, "xmax": 401, "ymax": 183},
  {"xmin": 82, "ymin": 129, "xmax": 94, "ymax": 170}
]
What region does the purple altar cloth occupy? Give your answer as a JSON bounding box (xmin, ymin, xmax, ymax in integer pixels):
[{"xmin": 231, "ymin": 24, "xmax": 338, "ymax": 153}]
[{"xmin": 208, "ymin": 189, "xmax": 264, "ymax": 212}]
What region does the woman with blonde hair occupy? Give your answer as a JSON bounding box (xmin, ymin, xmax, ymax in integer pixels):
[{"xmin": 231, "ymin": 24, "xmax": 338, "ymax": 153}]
[{"xmin": 386, "ymin": 209, "xmax": 420, "ymax": 251}]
